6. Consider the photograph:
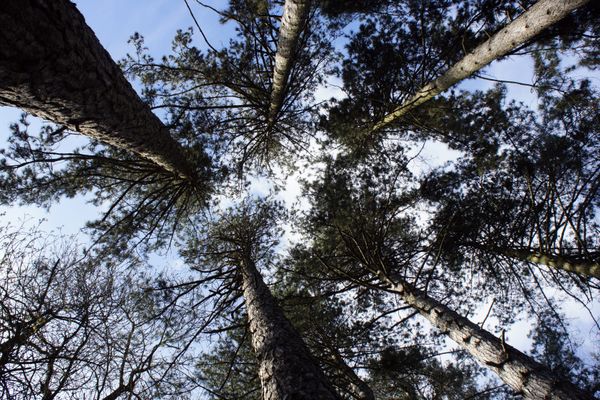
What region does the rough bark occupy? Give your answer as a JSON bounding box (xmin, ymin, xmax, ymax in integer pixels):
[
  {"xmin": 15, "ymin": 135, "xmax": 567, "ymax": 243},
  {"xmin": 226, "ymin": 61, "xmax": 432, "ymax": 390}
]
[
  {"xmin": 0, "ymin": 0, "xmax": 198, "ymax": 182},
  {"xmin": 378, "ymin": 272, "xmax": 593, "ymax": 400},
  {"xmin": 505, "ymin": 249, "xmax": 600, "ymax": 279},
  {"xmin": 239, "ymin": 256, "xmax": 340, "ymax": 400},
  {"xmin": 268, "ymin": 0, "xmax": 310, "ymax": 125},
  {"xmin": 370, "ymin": 0, "xmax": 591, "ymax": 133}
]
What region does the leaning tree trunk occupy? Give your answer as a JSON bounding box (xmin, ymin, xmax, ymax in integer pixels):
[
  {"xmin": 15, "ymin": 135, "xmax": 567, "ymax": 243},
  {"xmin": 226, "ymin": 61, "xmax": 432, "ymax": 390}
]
[
  {"xmin": 377, "ymin": 271, "xmax": 593, "ymax": 400},
  {"xmin": 239, "ymin": 256, "xmax": 340, "ymax": 400},
  {"xmin": 370, "ymin": 0, "xmax": 591, "ymax": 133},
  {"xmin": 268, "ymin": 0, "xmax": 310, "ymax": 125},
  {"xmin": 0, "ymin": 0, "xmax": 198, "ymax": 182},
  {"xmin": 504, "ymin": 248, "xmax": 600, "ymax": 279}
]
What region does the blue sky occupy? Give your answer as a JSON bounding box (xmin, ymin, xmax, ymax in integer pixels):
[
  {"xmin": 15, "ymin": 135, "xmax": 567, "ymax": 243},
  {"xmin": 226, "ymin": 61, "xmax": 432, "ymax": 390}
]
[{"xmin": 76, "ymin": 0, "xmax": 232, "ymax": 56}]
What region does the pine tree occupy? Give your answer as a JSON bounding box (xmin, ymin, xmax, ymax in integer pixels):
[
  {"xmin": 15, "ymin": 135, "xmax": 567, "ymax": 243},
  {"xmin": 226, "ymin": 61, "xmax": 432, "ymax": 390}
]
[
  {"xmin": 1, "ymin": 0, "xmax": 597, "ymax": 398},
  {"xmin": 300, "ymin": 146, "xmax": 596, "ymax": 398},
  {"xmin": 420, "ymin": 79, "xmax": 599, "ymax": 280},
  {"xmin": 370, "ymin": 0, "xmax": 591, "ymax": 133},
  {"xmin": 184, "ymin": 200, "xmax": 340, "ymax": 399},
  {"xmin": 269, "ymin": 0, "xmax": 311, "ymax": 126},
  {"xmin": 0, "ymin": 0, "xmax": 202, "ymax": 183}
]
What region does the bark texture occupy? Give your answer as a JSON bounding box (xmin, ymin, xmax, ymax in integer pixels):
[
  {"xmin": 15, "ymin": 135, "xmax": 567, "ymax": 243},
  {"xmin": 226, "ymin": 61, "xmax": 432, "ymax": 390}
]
[
  {"xmin": 239, "ymin": 257, "xmax": 340, "ymax": 400},
  {"xmin": 371, "ymin": 0, "xmax": 591, "ymax": 133},
  {"xmin": 379, "ymin": 272, "xmax": 593, "ymax": 400},
  {"xmin": 505, "ymin": 249, "xmax": 600, "ymax": 279},
  {"xmin": 0, "ymin": 0, "xmax": 198, "ymax": 182},
  {"xmin": 268, "ymin": 0, "xmax": 310, "ymax": 124}
]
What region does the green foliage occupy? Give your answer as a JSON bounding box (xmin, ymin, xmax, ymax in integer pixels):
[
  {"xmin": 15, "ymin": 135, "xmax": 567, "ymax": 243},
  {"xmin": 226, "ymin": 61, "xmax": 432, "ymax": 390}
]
[
  {"xmin": 322, "ymin": 0, "xmax": 534, "ymax": 148},
  {"xmin": 121, "ymin": 4, "xmax": 335, "ymax": 171},
  {"xmin": 318, "ymin": 0, "xmax": 390, "ymax": 17},
  {"xmin": 196, "ymin": 321, "xmax": 261, "ymax": 399},
  {"xmin": 0, "ymin": 114, "xmax": 214, "ymax": 253},
  {"xmin": 420, "ymin": 77, "xmax": 599, "ymax": 284}
]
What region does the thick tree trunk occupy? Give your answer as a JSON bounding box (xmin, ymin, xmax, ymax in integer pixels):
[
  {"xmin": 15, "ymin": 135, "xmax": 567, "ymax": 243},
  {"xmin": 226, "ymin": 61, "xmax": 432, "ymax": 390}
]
[
  {"xmin": 0, "ymin": 0, "xmax": 198, "ymax": 182},
  {"xmin": 378, "ymin": 272, "xmax": 593, "ymax": 400},
  {"xmin": 268, "ymin": 0, "xmax": 310, "ymax": 125},
  {"xmin": 504, "ymin": 248, "xmax": 600, "ymax": 279},
  {"xmin": 370, "ymin": 0, "xmax": 591, "ymax": 133},
  {"xmin": 239, "ymin": 256, "xmax": 340, "ymax": 400}
]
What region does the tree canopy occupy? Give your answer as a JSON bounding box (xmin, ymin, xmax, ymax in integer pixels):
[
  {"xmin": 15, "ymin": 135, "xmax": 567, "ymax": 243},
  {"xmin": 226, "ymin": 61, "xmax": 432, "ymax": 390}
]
[{"xmin": 0, "ymin": 0, "xmax": 598, "ymax": 399}]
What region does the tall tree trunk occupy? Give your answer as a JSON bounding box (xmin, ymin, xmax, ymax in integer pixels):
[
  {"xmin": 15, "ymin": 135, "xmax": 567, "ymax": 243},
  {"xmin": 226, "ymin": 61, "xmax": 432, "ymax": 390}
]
[
  {"xmin": 370, "ymin": 0, "xmax": 591, "ymax": 133},
  {"xmin": 239, "ymin": 256, "xmax": 340, "ymax": 400},
  {"xmin": 0, "ymin": 0, "xmax": 198, "ymax": 182},
  {"xmin": 377, "ymin": 271, "xmax": 593, "ymax": 400},
  {"xmin": 268, "ymin": 0, "xmax": 310, "ymax": 125},
  {"xmin": 504, "ymin": 248, "xmax": 600, "ymax": 279}
]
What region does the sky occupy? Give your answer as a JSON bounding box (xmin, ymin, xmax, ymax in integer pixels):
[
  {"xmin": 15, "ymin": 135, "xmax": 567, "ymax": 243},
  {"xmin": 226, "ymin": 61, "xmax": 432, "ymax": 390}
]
[{"xmin": 0, "ymin": 0, "xmax": 598, "ymax": 388}]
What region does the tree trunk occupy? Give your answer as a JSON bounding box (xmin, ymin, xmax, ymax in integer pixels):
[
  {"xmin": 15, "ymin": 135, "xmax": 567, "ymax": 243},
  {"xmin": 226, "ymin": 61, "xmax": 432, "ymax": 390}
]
[
  {"xmin": 370, "ymin": 0, "xmax": 591, "ymax": 133},
  {"xmin": 504, "ymin": 248, "xmax": 600, "ymax": 279},
  {"xmin": 0, "ymin": 0, "xmax": 198, "ymax": 182},
  {"xmin": 268, "ymin": 0, "xmax": 310, "ymax": 125},
  {"xmin": 239, "ymin": 256, "xmax": 340, "ymax": 400},
  {"xmin": 377, "ymin": 272, "xmax": 593, "ymax": 400}
]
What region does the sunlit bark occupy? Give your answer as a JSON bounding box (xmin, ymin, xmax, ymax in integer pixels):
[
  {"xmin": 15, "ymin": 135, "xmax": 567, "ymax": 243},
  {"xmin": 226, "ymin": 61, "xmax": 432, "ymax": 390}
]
[
  {"xmin": 268, "ymin": 0, "xmax": 310, "ymax": 125},
  {"xmin": 505, "ymin": 249, "xmax": 600, "ymax": 279},
  {"xmin": 378, "ymin": 271, "xmax": 593, "ymax": 400},
  {"xmin": 371, "ymin": 0, "xmax": 591, "ymax": 133}
]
